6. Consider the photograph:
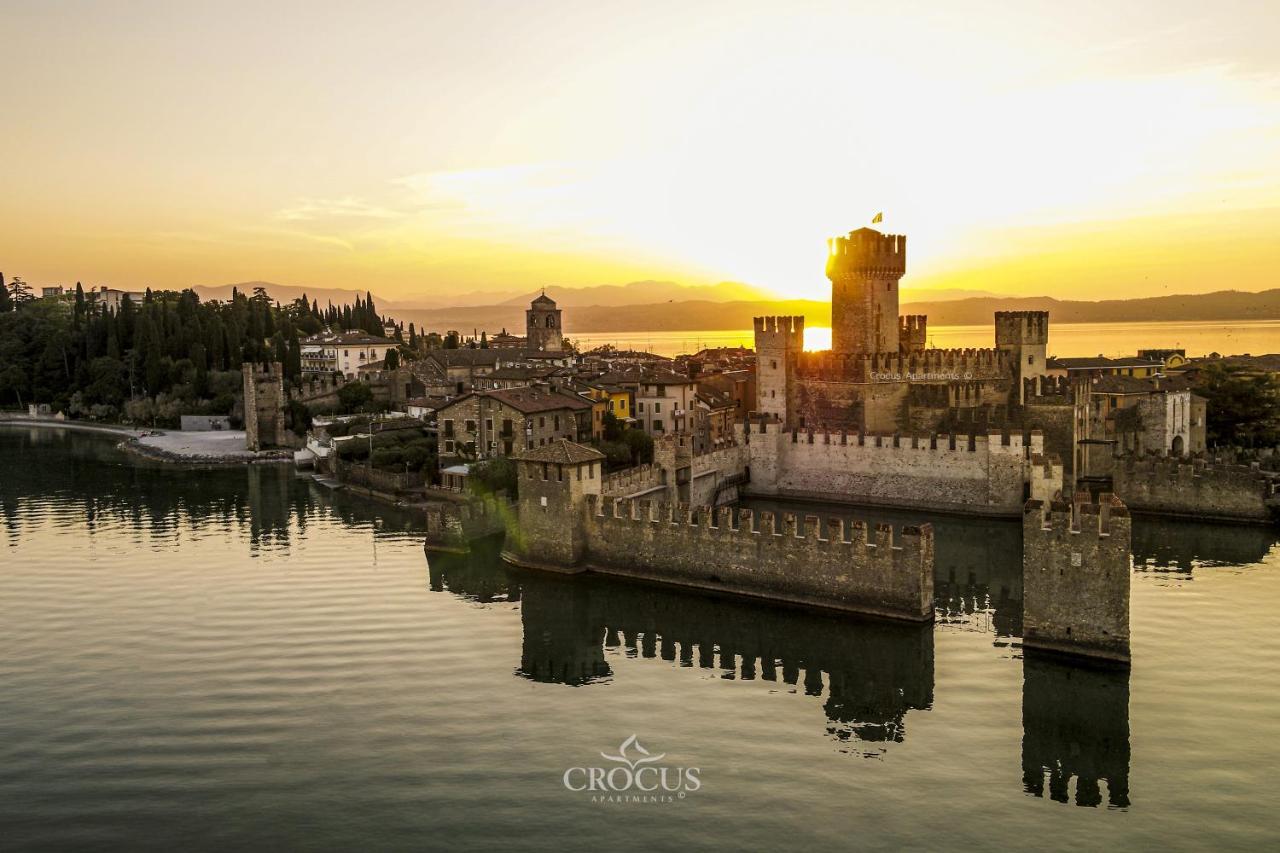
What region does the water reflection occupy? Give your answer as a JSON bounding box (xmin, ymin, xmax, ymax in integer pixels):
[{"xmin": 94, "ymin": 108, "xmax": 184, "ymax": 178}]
[
  {"xmin": 1132, "ymin": 518, "xmax": 1279, "ymax": 575},
  {"xmin": 0, "ymin": 428, "xmax": 425, "ymax": 549},
  {"xmin": 1022, "ymin": 652, "xmax": 1131, "ymax": 809},
  {"xmin": 429, "ymin": 540, "xmax": 934, "ymax": 755}
]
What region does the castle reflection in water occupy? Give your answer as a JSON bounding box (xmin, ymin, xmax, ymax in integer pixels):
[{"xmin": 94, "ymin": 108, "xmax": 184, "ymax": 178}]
[{"xmin": 430, "ymin": 500, "xmax": 1276, "ymax": 808}]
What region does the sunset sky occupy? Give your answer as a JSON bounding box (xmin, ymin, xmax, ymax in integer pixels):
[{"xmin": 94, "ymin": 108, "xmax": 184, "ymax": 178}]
[{"xmin": 2, "ymin": 0, "xmax": 1278, "ymax": 302}]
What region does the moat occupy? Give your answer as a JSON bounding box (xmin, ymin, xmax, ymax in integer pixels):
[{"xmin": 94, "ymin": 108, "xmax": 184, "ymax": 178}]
[{"xmin": 2, "ymin": 427, "xmax": 1278, "ymax": 850}]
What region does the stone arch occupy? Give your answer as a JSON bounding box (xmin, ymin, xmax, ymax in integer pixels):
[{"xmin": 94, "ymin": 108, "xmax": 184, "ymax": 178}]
[{"xmin": 1171, "ymin": 434, "xmax": 1184, "ymax": 456}]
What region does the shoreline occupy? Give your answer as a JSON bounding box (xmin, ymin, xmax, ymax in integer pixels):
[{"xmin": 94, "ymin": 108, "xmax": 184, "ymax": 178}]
[{"xmin": 0, "ymin": 416, "xmax": 292, "ymax": 466}]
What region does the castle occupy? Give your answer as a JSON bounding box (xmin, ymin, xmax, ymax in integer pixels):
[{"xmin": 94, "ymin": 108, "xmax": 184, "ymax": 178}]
[{"xmin": 755, "ymin": 227, "xmax": 1050, "ymax": 433}]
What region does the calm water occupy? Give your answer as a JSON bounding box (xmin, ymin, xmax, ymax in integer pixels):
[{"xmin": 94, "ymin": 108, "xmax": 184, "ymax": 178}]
[
  {"xmin": 572, "ymin": 319, "xmax": 1280, "ymax": 358},
  {"xmin": 1, "ymin": 428, "xmax": 1278, "ymax": 851}
]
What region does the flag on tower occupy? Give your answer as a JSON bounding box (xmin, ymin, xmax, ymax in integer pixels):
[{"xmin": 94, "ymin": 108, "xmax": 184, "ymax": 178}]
[{"xmin": 871, "ymin": 212, "xmax": 883, "ymax": 224}]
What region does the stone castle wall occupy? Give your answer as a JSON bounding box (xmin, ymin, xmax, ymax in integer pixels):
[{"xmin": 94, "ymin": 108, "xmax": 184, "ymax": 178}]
[
  {"xmin": 1023, "ymin": 493, "xmax": 1131, "ymax": 663},
  {"xmin": 741, "ymin": 422, "xmax": 1052, "ymax": 517},
  {"xmin": 1111, "ymin": 456, "xmax": 1278, "ymax": 524},
  {"xmin": 581, "ymin": 495, "xmax": 934, "ymax": 622}
]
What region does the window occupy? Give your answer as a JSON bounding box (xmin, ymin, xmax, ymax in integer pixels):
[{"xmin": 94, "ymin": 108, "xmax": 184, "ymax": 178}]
[
  {"xmin": 1027, "ymin": 355, "xmax": 1034, "ymax": 365},
  {"xmin": 637, "ymin": 402, "xmax": 644, "ymax": 413},
  {"xmin": 653, "ymin": 403, "xmax": 661, "ymax": 414},
  {"xmin": 501, "ymin": 418, "xmax": 513, "ymax": 436},
  {"xmin": 539, "ymin": 416, "xmax": 545, "ymax": 428},
  {"xmin": 485, "ymin": 419, "xmax": 493, "ymax": 433},
  {"xmin": 344, "ymin": 350, "xmax": 349, "ymax": 357},
  {"xmin": 466, "ymin": 420, "xmax": 476, "ymax": 433},
  {"xmin": 443, "ymin": 419, "xmax": 454, "ymax": 438},
  {"xmin": 444, "ymin": 439, "xmax": 455, "ymax": 452},
  {"xmin": 771, "ymin": 360, "xmax": 777, "ymax": 369},
  {"xmin": 554, "ymin": 415, "xmax": 560, "ymax": 431}
]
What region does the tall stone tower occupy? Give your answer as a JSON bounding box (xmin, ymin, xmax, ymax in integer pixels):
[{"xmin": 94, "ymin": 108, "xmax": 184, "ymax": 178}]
[
  {"xmin": 1022, "ymin": 492, "xmax": 1131, "ymax": 664},
  {"xmin": 526, "ymin": 292, "xmax": 564, "ymax": 352},
  {"xmin": 827, "ymin": 227, "xmax": 906, "ymax": 355},
  {"xmin": 753, "ymin": 315, "xmax": 804, "ymax": 422},
  {"xmin": 995, "ymin": 311, "xmax": 1050, "ymax": 403}
]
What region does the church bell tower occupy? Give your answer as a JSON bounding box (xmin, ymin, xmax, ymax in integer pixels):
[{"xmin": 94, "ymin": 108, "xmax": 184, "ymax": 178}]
[{"xmin": 526, "ymin": 291, "xmax": 564, "ymax": 352}]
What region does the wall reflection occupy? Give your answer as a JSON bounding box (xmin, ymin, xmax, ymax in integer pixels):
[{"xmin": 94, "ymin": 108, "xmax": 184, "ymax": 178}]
[
  {"xmin": 428, "ymin": 539, "xmax": 935, "ymax": 755},
  {"xmin": 1131, "ymin": 518, "xmax": 1278, "ymax": 575},
  {"xmin": 1021, "ymin": 652, "xmax": 1131, "ymax": 809}
]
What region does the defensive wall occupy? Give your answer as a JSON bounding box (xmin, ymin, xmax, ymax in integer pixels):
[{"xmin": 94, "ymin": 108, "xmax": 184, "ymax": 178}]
[
  {"xmin": 1023, "ymin": 493, "xmax": 1131, "ymax": 664},
  {"xmin": 739, "ymin": 421, "xmax": 1059, "ymax": 517},
  {"xmin": 242, "ymin": 362, "xmax": 285, "ymax": 451},
  {"xmin": 580, "ymin": 497, "xmax": 934, "ymax": 622},
  {"xmin": 501, "ymin": 442, "xmax": 935, "ymax": 623},
  {"xmin": 1110, "ymin": 455, "xmax": 1279, "ymax": 524},
  {"xmin": 603, "ymin": 433, "xmax": 748, "ymax": 506}
]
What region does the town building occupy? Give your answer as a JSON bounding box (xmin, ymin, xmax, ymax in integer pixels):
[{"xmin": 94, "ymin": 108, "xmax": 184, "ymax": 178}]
[
  {"xmin": 300, "ymin": 330, "xmax": 398, "ymax": 377},
  {"xmin": 434, "ymin": 384, "xmax": 593, "ymax": 470},
  {"xmin": 602, "ymin": 367, "xmax": 697, "ymax": 436},
  {"xmin": 526, "ymin": 292, "xmax": 564, "ymax": 353}
]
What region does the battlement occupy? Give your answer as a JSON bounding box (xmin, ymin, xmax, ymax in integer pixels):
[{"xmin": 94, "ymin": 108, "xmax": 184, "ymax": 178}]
[
  {"xmin": 1111, "ymin": 454, "xmax": 1278, "ymax": 523},
  {"xmin": 1024, "ymin": 491, "xmax": 1130, "ymax": 539},
  {"xmin": 1024, "ymin": 374, "xmax": 1072, "ymax": 403},
  {"xmin": 753, "ymin": 315, "xmax": 805, "ymax": 350},
  {"xmin": 826, "ymin": 229, "xmax": 907, "ymax": 276},
  {"xmin": 602, "ymin": 463, "xmax": 664, "ymax": 496},
  {"xmin": 794, "ymin": 347, "xmax": 1012, "ymax": 381},
  {"xmin": 1023, "ymin": 492, "xmax": 1131, "ymax": 664},
  {"xmin": 899, "ymin": 315, "xmax": 928, "ymax": 352},
  {"xmin": 574, "ymin": 494, "xmax": 934, "ymax": 620},
  {"xmin": 995, "ymin": 311, "xmax": 1050, "ymax": 346}
]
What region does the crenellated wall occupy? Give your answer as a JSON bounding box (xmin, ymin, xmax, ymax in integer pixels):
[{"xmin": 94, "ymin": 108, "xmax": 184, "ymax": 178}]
[
  {"xmin": 739, "ymin": 421, "xmax": 1054, "ymax": 517},
  {"xmin": 1111, "ymin": 455, "xmax": 1278, "ymax": 524},
  {"xmin": 581, "ymin": 495, "xmax": 934, "ymax": 621},
  {"xmin": 1023, "ymin": 493, "xmax": 1131, "ymax": 664}
]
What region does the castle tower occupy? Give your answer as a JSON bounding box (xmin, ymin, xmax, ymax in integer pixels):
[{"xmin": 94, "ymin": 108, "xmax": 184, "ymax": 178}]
[
  {"xmin": 526, "ymin": 292, "xmax": 564, "ymax": 352},
  {"xmin": 753, "ymin": 315, "xmax": 804, "ymax": 422},
  {"xmin": 826, "ymin": 227, "xmax": 906, "ymax": 355},
  {"xmin": 1022, "ymin": 492, "xmax": 1131, "ymax": 664},
  {"xmin": 505, "ymin": 440, "xmax": 604, "ymax": 571},
  {"xmin": 242, "ymin": 361, "xmax": 285, "ymax": 451},
  {"xmin": 995, "ymin": 311, "xmax": 1050, "ymax": 404}
]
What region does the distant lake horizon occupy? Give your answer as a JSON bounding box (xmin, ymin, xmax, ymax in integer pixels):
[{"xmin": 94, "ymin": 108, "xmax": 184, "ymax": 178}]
[{"xmin": 570, "ymin": 319, "xmax": 1280, "ymax": 360}]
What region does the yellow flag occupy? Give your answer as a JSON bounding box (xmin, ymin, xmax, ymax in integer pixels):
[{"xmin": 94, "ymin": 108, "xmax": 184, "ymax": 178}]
[{"xmin": 871, "ymin": 212, "xmax": 883, "ymax": 224}]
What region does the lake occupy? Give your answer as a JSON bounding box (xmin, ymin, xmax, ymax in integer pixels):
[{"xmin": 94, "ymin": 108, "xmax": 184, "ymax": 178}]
[
  {"xmin": 1, "ymin": 427, "xmax": 1278, "ymax": 850},
  {"xmin": 571, "ymin": 319, "xmax": 1280, "ymax": 359}
]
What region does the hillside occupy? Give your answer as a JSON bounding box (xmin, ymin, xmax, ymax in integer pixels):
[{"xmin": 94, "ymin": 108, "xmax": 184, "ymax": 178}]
[{"xmin": 384, "ymin": 288, "xmax": 1280, "ymax": 334}]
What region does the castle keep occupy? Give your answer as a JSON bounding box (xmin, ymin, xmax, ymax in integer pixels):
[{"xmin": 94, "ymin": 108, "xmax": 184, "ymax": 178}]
[{"xmin": 756, "ymin": 227, "xmax": 1050, "ymax": 436}]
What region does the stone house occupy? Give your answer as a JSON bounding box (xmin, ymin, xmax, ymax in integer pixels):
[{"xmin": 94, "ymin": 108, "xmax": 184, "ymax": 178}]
[
  {"xmin": 1077, "ymin": 375, "xmax": 1207, "ymax": 478},
  {"xmin": 434, "ymin": 385, "xmax": 593, "ymax": 470}
]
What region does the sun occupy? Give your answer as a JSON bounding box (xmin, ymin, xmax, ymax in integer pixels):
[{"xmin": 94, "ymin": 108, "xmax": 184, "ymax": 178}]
[{"xmin": 803, "ymin": 326, "xmax": 832, "ymax": 352}]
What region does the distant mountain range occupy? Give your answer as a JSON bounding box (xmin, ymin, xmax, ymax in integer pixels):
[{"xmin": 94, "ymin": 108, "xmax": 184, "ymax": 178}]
[
  {"xmin": 191, "ymin": 278, "xmax": 777, "ymax": 311},
  {"xmin": 191, "ymin": 281, "xmax": 1280, "ymax": 334}
]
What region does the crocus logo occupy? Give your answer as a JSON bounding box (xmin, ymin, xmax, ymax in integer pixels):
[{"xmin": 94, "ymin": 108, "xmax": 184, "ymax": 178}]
[{"xmin": 563, "ymin": 735, "xmax": 702, "ymax": 804}]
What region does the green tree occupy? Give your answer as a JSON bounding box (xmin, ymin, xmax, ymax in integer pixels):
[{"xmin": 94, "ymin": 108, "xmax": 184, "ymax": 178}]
[
  {"xmin": 337, "ymin": 381, "xmax": 376, "ymax": 413},
  {"xmin": 384, "ymin": 348, "xmax": 400, "ymax": 371},
  {"xmin": 1195, "ymin": 363, "xmax": 1280, "ymax": 447},
  {"xmin": 624, "ymin": 428, "xmax": 655, "ymax": 464},
  {"xmin": 0, "ymin": 273, "xmax": 11, "ymax": 313},
  {"xmin": 469, "ymin": 456, "xmax": 518, "ymax": 498}
]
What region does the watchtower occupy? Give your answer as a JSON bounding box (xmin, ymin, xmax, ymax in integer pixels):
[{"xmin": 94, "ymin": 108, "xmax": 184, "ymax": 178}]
[
  {"xmin": 506, "ymin": 440, "xmax": 604, "ymax": 571},
  {"xmin": 753, "ymin": 315, "xmax": 804, "ymax": 422},
  {"xmin": 995, "ymin": 311, "xmax": 1050, "ymax": 403},
  {"xmin": 826, "ymin": 227, "xmax": 906, "ymax": 355},
  {"xmin": 1023, "ymin": 492, "xmax": 1131, "ymax": 664},
  {"xmin": 242, "ymin": 361, "xmax": 285, "ymax": 451},
  {"xmin": 526, "ymin": 292, "xmax": 564, "ymax": 352}
]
